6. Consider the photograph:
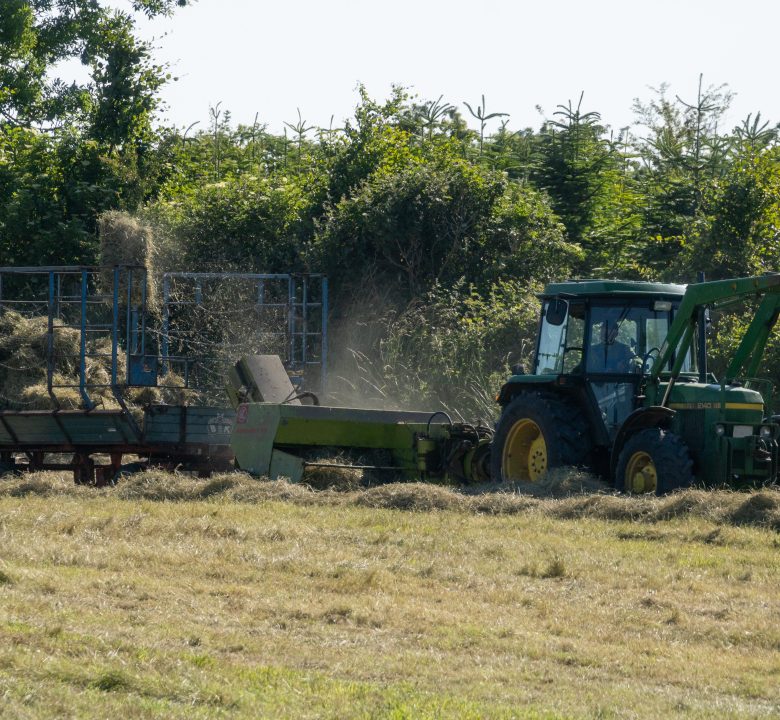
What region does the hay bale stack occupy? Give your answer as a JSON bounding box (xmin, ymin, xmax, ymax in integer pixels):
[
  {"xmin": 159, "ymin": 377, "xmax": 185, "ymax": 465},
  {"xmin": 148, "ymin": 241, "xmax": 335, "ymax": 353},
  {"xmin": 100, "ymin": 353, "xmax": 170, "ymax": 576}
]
[
  {"xmin": 0, "ymin": 306, "xmax": 201, "ymax": 412},
  {"xmin": 0, "ymin": 310, "xmax": 83, "ymax": 409},
  {"xmin": 19, "ymin": 377, "xmax": 82, "ymax": 410},
  {"xmin": 97, "ymin": 211, "xmax": 158, "ymax": 314},
  {"xmin": 0, "ymin": 311, "xmax": 80, "ymax": 373}
]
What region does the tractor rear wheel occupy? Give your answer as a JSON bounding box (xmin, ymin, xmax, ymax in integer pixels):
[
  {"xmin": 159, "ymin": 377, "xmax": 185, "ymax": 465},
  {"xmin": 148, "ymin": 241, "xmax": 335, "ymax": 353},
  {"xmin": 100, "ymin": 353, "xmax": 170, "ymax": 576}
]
[
  {"xmin": 615, "ymin": 427, "xmax": 693, "ymax": 495},
  {"xmin": 491, "ymin": 392, "xmax": 591, "ymax": 483}
]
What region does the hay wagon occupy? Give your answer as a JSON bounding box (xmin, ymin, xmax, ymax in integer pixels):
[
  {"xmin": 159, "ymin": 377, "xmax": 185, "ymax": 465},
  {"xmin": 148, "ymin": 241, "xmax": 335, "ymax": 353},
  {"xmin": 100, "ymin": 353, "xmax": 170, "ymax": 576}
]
[{"xmin": 0, "ymin": 265, "xmax": 327, "ymax": 483}]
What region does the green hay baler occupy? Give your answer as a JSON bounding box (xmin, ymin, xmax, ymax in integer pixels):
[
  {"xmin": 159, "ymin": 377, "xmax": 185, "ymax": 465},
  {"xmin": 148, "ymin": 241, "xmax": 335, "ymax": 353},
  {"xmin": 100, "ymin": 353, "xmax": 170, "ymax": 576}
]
[{"xmin": 227, "ymin": 355, "xmax": 492, "ymax": 484}]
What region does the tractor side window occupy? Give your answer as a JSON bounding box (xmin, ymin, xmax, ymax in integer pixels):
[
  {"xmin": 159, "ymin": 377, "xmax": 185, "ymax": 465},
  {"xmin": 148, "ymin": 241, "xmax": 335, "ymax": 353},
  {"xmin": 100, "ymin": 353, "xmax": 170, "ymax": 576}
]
[{"xmin": 536, "ymin": 299, "xmax": 568, "ymax": 374}]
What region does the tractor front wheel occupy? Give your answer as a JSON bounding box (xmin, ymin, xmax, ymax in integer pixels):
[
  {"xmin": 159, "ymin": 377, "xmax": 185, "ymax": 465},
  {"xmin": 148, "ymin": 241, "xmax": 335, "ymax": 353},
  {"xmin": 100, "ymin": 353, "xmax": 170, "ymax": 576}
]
[
  {"xmin": 615, "ymin": 427, "xmax": 693, "ymax": 495},
  {"xmin": 491, "ymin": 392, "xmax": 591, "ymax": 483}
]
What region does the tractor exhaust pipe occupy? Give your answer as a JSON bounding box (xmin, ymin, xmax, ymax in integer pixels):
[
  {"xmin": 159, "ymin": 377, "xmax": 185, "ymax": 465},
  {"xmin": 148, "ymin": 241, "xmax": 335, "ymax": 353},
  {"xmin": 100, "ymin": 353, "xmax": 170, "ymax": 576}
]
[{"xmin": 697, "ymin": 271, "xmax": 708, "ymax": 383}]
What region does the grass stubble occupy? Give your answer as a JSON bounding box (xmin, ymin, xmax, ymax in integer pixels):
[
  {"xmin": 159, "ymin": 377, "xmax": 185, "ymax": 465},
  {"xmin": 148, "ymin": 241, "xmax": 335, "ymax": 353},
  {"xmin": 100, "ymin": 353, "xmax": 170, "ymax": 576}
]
[{"xmin": 0, "ymin": 470, "xmax": 778, "ymax": 719}]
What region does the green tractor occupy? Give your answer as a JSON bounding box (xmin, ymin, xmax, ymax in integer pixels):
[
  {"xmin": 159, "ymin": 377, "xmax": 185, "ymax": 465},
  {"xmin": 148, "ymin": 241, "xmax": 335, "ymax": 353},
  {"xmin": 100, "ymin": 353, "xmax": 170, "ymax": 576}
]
[{"xmin": 492, "ymin": 275, "xmax": 780, "ymax": 493}]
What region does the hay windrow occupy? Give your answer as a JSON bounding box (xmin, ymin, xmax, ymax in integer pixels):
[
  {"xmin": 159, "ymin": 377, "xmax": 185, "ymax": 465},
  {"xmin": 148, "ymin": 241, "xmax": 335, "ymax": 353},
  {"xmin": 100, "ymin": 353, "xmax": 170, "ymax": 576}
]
[
  {"xmin": 507, "ymin": 468, "xmax": 610, "ymax": 498},
  {"xmin": 0, "ymin": 472, "xmax": 94, "ymax": 498},
  {"xmin": 356, "ymin": 483, "xmax": 468, "ymax": 512},
  {"xmin": 726, "ymin": 491, "xmax": 780, "ymax": 529},
  {"xmin": 0, "ymin": 469, "xmax": 778, "ymax": 530}
]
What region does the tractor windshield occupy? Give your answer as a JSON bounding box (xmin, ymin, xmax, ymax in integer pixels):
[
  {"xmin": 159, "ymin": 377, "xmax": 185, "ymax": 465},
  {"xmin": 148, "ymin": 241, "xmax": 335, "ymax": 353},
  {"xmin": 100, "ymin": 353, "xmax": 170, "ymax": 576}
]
[{"xmin": 586, "ymin": 304, "xmax": 696, "ymax": 375}]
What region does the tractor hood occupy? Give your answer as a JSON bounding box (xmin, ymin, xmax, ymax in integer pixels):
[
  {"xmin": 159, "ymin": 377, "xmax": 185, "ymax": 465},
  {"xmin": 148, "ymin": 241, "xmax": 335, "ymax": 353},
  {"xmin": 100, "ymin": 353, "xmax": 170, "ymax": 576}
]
[{"xmin": 664, "ymin": 382, "xmax": 765, "ymax": 421}]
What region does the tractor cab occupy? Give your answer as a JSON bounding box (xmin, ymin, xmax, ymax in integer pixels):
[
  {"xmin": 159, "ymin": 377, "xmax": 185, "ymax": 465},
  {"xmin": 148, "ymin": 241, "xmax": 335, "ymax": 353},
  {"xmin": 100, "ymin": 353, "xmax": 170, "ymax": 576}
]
[{"xmin": 533, "ymin": 281, "xmax": 692, "ymax": 439}]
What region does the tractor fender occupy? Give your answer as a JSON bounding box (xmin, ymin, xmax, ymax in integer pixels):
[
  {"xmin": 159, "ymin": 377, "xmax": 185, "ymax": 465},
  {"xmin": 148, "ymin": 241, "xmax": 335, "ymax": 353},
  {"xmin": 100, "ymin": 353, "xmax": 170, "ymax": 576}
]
[
  {"xmin": 610, "ymin": 406, "xmax": 676, "ymax": 478},
  {"xmin": 496, "ymin": 376, "xmax": 555, "ymax": 406}
]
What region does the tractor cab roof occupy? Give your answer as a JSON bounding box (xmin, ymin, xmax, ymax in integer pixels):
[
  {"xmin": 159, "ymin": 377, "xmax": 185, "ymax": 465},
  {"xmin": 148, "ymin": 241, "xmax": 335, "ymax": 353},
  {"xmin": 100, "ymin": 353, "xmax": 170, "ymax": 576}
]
[{"xmin": 541, "ymin": 279, "xmax": 687, "ymax": 299}]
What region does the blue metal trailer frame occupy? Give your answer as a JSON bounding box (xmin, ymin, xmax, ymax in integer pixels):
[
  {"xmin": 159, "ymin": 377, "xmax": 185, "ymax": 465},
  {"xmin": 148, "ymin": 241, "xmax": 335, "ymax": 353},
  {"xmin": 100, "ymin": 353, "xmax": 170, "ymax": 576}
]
[{"xmin": 160, "ymin": 272, "xmax": 328, "ymax": 393}]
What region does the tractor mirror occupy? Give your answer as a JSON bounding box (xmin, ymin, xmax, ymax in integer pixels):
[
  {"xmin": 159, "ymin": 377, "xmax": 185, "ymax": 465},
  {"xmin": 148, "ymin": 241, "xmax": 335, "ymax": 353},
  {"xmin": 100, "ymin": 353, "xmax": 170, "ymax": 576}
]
[{"xmin": 545, "ymin": 298, "xmax": 568, "ymax": 326}]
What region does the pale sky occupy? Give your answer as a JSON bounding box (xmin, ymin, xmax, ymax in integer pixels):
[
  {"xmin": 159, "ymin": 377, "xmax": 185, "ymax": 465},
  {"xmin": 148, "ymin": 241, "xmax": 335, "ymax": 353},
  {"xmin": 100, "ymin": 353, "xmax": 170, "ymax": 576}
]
[{"xmin": 102, "ymin": 0, "xmax": 780, "ymax": 136}]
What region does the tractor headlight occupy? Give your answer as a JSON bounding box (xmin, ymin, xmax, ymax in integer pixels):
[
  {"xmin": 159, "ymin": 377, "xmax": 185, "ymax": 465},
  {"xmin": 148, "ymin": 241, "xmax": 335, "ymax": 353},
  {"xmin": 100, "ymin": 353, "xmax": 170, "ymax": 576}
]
[
  {"xmin": 760, "ymin": 425, "xmax": 773, "ymax": 439},
  {"xmin": 714, "ymin": 424, "xmax": 726, "ymax": 437}
]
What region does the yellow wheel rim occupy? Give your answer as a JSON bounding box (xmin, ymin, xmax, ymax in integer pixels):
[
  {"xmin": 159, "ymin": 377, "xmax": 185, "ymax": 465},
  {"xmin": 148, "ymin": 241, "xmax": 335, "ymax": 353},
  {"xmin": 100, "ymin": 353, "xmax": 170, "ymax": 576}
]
[
  {"xmin": 624, "ymin": 450, "xmax": 657, "ymax": 494},
  {"xmin": 502, "ymin": 419, "xmax": 547, "ymax": 482}
]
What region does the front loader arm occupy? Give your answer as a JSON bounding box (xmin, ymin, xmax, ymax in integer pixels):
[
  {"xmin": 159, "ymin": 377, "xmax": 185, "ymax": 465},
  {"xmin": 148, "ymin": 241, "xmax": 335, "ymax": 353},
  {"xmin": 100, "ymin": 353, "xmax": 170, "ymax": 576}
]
[
  {"xmin": 651, "ymin": 274, "xmax": 780, "ymax": 385},
  {"xmin": 724, "ymin": 292, "xmax": 780, "ymax": 384}
]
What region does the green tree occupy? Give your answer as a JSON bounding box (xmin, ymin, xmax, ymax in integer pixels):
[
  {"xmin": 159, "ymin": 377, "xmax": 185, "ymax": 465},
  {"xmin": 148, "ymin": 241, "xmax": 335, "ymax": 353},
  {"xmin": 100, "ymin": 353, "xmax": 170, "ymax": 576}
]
[
  {"xmin": 150, "ymin": 176, "xmax": 311, "ymax": 274},
  {"xmin": 684, "ymin": 149, "xmax": 780, "ymax": 278},
  {"xmin": 631, "ymin": 77, "xmax": 733, "ymax": 277},
  {"xmin": 533, "ymin": 93, "xmax": 633, "ymax": 270},
  {"xmin": 0, "ymin": 0, "xmax": 190, "ymax": 265},
  {"xmin": 312, "ymin": 141, "xmax": 505, "ymax": 304},
  {"xmin": 463, "ymin": 95, "xmax": 508, "ymax": 158},
  {"xmin": 0, "ymin": 0, "xmax": 188, "ymax": 128}
]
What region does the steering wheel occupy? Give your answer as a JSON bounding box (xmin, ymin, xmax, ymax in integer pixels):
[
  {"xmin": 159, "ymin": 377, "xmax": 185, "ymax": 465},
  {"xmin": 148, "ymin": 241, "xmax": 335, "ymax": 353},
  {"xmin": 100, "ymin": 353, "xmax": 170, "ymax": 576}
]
[{"xmin": 640, "ymin": 347, "xmax": 661, "ymax": 375}]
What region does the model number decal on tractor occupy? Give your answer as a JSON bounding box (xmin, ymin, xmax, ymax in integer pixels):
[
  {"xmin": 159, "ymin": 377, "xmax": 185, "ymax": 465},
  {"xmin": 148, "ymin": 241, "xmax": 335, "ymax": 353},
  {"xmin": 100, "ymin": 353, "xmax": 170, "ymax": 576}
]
[{"xmin": 668, "ymin": 402, "xmax": 763, "ymax": 411}]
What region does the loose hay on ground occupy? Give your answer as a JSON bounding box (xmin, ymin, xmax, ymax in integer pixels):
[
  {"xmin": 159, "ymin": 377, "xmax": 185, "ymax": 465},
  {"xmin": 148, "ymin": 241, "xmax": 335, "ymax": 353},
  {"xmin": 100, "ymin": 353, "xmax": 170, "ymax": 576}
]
[
  {"xmin": 1, "ymin": 468, "xmax": 779, "ymax": 530},
  {"xmin": 0, "ymin": 471, "xmax": 94, "ymax": 498},
  {"xmin": 508, "ymin": 467, "xmax": 610, "ymax": 497},
  {"xmin": 356, "ymin": 483, "xmax": 468, "ymax": 512}
]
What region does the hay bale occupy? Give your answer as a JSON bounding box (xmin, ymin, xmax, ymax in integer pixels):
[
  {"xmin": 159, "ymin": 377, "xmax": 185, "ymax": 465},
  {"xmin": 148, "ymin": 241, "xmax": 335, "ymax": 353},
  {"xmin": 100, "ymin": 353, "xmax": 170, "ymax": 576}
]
[
  {"xmin": 19, "ymin": 380, "xmax": 82, "ymax": 410},
  {"xmin": 159, "ymin": 370, "xmax": 193, "ymax": 404},
  {"xmin": 0, "ymin": 310, "xmax": 83, "ymax": 409},
  {"xmin": 0, "ymin": 370, "xmax": 82, "ymax": 410},
  {"xmin": 0, "ymin": 311, "xmax": 44, "ymax": 356},
  {"xmin": 97, "ymin": 211, "xmax": 158, "ymax": 314},
  {"xmin": 126, "ymin": 385, "xmax": 161, "ymax": 406},
  {"xmin": 125, "ymin": 369, "xmax": 193, "ymax": 407},
  {"xmin": 0, "ymin": 311, "xmax": 80, "ymax": 370},
  {"xmin": 303, "ymin": 457, "xmax": 363, "ymax": 491},
  {"xmin": 85, "ymin": 361, "xmax": 111, "ymax": 388}
]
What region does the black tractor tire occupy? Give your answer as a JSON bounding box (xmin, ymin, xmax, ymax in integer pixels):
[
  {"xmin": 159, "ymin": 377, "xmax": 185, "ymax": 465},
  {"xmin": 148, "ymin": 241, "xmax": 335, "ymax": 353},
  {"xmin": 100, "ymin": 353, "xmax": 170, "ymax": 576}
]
[
  {"xmin": 615, "ymin": 427, "xmax": 694, "ymax": 495},
  {"xmin": 491, "ymin": 392, "xmax": 592, "ymax": 483}
]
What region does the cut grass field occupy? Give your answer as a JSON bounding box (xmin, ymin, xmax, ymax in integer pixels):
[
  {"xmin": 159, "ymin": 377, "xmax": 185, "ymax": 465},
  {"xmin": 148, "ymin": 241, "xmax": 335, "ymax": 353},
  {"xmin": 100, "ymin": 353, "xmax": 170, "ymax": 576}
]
[{"xmin": 0, "ymin": 472, "xmax": 779, "ymax": 719}]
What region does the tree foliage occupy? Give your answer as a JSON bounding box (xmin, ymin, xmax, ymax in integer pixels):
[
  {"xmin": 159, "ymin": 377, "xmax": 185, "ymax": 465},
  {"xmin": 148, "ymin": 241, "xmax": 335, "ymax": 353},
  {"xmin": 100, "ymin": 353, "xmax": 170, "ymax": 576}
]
[
  {"xmin": 0, "ymin": 0, "xmax": 189, "ymax": 265},
  {"xmin": 4, "ymin": 8, "xmax": 780, "ymax": 411}
]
